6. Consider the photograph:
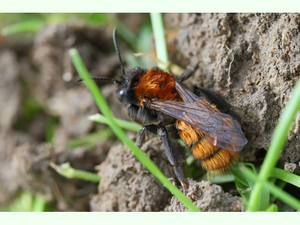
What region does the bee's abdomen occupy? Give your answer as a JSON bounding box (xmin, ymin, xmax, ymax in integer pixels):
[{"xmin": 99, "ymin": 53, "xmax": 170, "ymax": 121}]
[
  {"xmin": 191, "ymin": 139, "xmax": 238, "ymax": 173},
  {"xmin": 176, "ymin": 120, "xmax": 238, "ymax": 173}
]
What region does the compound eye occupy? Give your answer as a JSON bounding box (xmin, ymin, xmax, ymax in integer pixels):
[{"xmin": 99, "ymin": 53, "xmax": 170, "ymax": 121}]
[
  {"xmin": 117, "ymin": 89, "xmax": 126, "ymax": 102},
  {"xmin": 133, "ymin": 67, "xmax": 141, "ymax": 73}
]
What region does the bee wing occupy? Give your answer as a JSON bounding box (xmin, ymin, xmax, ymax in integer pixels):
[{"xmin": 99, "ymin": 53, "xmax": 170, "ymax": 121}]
[{"xmin": 149, "ymin": 83, "xmax": 247, "ymax": 152}]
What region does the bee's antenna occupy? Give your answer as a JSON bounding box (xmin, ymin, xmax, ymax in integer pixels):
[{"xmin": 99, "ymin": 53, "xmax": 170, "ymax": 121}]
[
  {"xmin": 77, "ymin": 77, "xmax": 121, "ymax": 84},
  {"xmin": 113, "ymin": 28, "xmax": 125, "ymax": 76}
]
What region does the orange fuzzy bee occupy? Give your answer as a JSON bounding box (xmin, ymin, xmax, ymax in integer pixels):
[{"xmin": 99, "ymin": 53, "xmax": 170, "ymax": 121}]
[
  {"xmin": 80, "ymin": 29, "xmax": 248, "ymax": 193},
  {"xmin": 135, "ymin": 69, "xmax": 247, "ymax": 174}
]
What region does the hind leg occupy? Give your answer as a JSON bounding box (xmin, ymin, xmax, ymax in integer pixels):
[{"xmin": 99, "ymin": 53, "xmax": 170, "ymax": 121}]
[
  {"xmin": 136, "ymin": 124, "xmax": 188, "ymax": 193},
  {"xmin": 157, "ymin": 126, "xmax": 188, "ymax": 194}
]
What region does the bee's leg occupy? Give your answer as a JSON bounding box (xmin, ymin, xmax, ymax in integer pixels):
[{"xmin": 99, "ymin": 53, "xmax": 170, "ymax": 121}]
[
  {"xmin": 136, "ymin": 125, "xmax": 157, "ymax": 147},
  {"xmin": 165, "ymin": 124, "xmax": 180, "ymax": 139},
  {"xmin": 157, "ymin": 126, "xmax": 188, "ymax": 194},
  {"xmin": 178, "ymin": 65, "xmax": 198, "ymax": 83}
]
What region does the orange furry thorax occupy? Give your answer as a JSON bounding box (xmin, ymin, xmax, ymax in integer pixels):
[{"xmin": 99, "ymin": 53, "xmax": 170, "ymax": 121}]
[{"xmin": 134, "ymin": 69, "xmax": 180, "ymax": 106}]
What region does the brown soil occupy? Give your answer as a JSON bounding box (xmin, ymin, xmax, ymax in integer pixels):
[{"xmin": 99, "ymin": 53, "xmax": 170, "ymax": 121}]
[
  {"xmin": 0, "ymin": 22, "xmax": 119, "ymax": 210},
  {"xmin": 90, "ymin": 139, "xmax": 174, "ymax": 212},
  {"xmin": 166, "ymin": 179, "xmax": 243, "ymax": 212},
  {"xmin": 1, "ymin": 13, "xmax": 299, "ymax": 212}
]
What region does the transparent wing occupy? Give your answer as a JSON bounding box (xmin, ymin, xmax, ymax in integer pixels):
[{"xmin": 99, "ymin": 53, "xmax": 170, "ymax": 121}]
[{"xmin": 148, "ymin": 83, "xmax": 247, "ymax": 152}]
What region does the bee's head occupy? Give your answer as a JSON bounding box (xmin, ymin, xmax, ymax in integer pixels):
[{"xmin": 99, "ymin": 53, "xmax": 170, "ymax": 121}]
[{"xmin": 116, "ymin": 67, "xmax": 145, "ymax": 105}]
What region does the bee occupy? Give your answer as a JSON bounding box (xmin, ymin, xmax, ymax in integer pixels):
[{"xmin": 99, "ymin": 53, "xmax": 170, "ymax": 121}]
[{"xmin": 79, "ymin": 29, "xmax": 247, "ymax": 193}]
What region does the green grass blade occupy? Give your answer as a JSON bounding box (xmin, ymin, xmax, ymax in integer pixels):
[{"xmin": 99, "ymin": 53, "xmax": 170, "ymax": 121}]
[
  {"xmin": 0, "ymin": 191, "xmax": 33, "ymax": 212},
  {"xmin": 88, "ymin": 113, "xmax": 142, "ymax": 132},
  {"xmin": 242, "ymin": 166, "xmax": 300, "ymax": 211},
  {"xmin": 231, "ymin": 167, "xmax": 253, "ymax": 203},
  {"xmin": 18, "ymin": 191, "xmax": 33, "ymax": 212},
  {"xmin": 150, "ymin": 13, "xmax": 168, "ymax": 70},
  {"xmin": 270, "ymin": 179, "xmax": 287, "ymax": 204},
  {"xmin": 69, "ymin": 49, "xmax": 201, "ymax": 212},
  {"xmin": 231, "ymin": 163, "xmax": 270, "ymax": 210},
  {"xmin": 247, "ymin": 78, "xmax": 300, "ymax": 212},
  {"xmin": 45, "ymin": 116, "xmax": 59, "ymax": 144},
  {"xmin": 32, "ymin": 195, "xmax": 46, "ymax": 212},
  {"xmin": 266, "ymin": 204, "xmax": 278, "ymax": 212},
  {"xmin": 271, "ymin": 168, "xmax": 300, "ymax": 188},
  {"xmin": 0, "ymin": 189, "xmax": 49, "ymax": 212},
  {"xmin": 204, "ymin": 173, "xmax": 235, "ymax": 184},
  {"xmin": 1, "ymin": 21, "xmax": 44, "ymax": 35},
  {"xmin": 50, "ymin": 162, "xmax": 100, "ymax": 183}
]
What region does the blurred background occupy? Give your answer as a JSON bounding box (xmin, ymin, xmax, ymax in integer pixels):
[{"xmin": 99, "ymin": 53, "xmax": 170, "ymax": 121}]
[{"xmin": 0, "ymin": 13, "xmax": 162, "ymax": 211}]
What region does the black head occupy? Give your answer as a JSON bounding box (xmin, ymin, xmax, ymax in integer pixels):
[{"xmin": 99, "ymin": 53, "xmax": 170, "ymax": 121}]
[{"xmin": 116, "ymin": 66, "xmax": 146, "ymax": 105}]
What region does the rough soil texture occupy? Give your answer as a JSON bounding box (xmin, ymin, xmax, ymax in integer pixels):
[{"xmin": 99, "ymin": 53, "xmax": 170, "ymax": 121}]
[
  {"xmin": 1, "ymin": 13, "xmax": 300, "ymax": 212},
  {"xmin": 10, "ymin": 142, "xmax": 110, "ymax": 211},
  {"xmin": 90, "ymin": 139, "xmax": 243, "ymax": 212},
  {"xmin": 90, "ymin": 139, "xmax": 174, "ymax": 212},
  {"xmin": 166, "ymin": 179, "xmax": 243, "ymax": 212},
  {"xmin": 165, "ymin": 13, "xmax": 300, "ymax": 164},
  {"xmin": 0, "ymin": 22, "xmax": 121, "ymax": 210}
]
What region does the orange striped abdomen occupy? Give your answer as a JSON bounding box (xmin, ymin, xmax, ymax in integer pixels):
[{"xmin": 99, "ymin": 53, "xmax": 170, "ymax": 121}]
[{"xmin": 176, "ymin": 120, "xmax": 238, "ymax": 173}]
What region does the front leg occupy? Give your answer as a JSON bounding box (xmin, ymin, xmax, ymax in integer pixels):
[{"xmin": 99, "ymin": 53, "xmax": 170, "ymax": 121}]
[
  {"xmin": 136, "ymin": 125, "xmax": 157, "ymax": 147},
  {"xmin": 157, "ymin": 126, "xmax": 188, "ymax": 194}
]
